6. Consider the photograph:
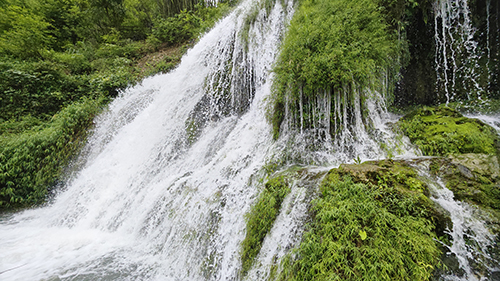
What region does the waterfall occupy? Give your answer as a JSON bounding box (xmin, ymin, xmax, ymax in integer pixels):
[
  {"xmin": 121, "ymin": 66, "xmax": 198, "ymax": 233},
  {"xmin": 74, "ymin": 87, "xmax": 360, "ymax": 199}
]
[
  {"xmin": 274, "ymin": 86, "xmax": 417, "ymax": 165},
  {"xmin": 411, "ymin": 162, "xmax": 499, "ymax": 281},
  {"xmin": 433, "ymin": 0, "xmax": 484, "ymax": 103},
  {"xmin": 0, "ymin": 0, "xmax": 296, "ymax": 279},
  {"xmin": 1, "ymin": 0, "xmax": 498, "ymax": 279}
]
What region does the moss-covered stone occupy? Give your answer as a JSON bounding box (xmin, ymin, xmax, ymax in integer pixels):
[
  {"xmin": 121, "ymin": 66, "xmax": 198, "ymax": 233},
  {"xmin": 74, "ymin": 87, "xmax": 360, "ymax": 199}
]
[
  {"xmin": 279, "ymin": 160, "xmax": 445, "ymax": 281},
  {"xmin": 398, "ymin": 106, "xmax": 499, "ymax": 156},
  {"xmin": 427, "ymin": 155, "xmax": 500, "ymax": 217}
]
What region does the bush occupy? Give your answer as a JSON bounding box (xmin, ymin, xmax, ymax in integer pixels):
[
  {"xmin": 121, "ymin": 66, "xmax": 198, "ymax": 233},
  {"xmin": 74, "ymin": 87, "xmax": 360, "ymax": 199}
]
[
  {"xmin": 152, "ymin": 10, "xmax": 202, "ymax": 45},
  {"xmin": 279, "ymin": 172, "xmax": 440, "ymax": 281},
  {"xmin": 0, "ymin": 98, "xmax": 103, "ymax": 209},
  {"xmin": 0, "ymin": 59, "xmax": 81, "ymax": 120}
]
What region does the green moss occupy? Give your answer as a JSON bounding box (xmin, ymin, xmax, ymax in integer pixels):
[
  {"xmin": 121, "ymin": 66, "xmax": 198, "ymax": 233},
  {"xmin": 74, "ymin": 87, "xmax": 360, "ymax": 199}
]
[
  {"xmin": 428, "ymin": 156, "xmax": 500, "ymax": 215},
  {"xmin": 398, "ymin": 106, "xmax": 498, "ymax": 156},
  {"xmin": 278, "ymin": 162, "xmax": 442, "ymax": 281},
  {"xmin": 240, "ymin": 175, "xmax": 290, "ymax": 276}
]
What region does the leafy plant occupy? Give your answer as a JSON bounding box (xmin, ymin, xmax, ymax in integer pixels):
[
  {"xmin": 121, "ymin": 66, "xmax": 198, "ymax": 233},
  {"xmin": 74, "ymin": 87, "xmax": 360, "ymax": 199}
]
[
  {"xmin": 0, "ymin": 98, "xmax": 103, "ymax": 209},
  {"xmin": 279, "ymin": 172, "xmax": 441, "ymax": 281},
  {"xmin": 240, "ymin": 176, "xmax": 290, "ymax": 276}
]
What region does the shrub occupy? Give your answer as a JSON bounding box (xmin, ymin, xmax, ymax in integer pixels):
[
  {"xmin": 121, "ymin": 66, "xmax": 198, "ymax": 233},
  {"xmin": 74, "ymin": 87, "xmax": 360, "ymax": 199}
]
[
  {"xmin": 0, "ymin": 98, "xmax": 103, "ymax": 209},
  {"xmin": 279, "ymin": 172, "xmax": 440, "ymax": 281},
  {"xmin": 152, "ymin": 11, "xmax": 202, "ymax": 45}
]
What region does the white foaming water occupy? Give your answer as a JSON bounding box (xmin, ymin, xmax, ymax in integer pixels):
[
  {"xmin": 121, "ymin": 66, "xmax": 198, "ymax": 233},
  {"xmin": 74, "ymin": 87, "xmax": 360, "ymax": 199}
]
[
  {"xmin": 275, "ymin": 85, "xmax": 418, "ymax": 166},
  {"xmin": 0, "ymin": 0, "xmax": 295, "ymax": 279},
  {"xmin": 0, "ymin": 0, "xmax": 410, "ymax": 277}
]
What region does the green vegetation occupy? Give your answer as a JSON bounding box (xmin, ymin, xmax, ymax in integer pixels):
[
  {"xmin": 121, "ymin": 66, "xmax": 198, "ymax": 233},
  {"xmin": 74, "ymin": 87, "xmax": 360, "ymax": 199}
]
[
  {"xmin": 398, "ymin": 106, "xmax": 498, "ymax": 156},
  {"xmin": 279, "ymin": 162, "xmax": 442, "ymax": 281},
  {"xmin": 429, "ymin": 156, "xmax": 500, "ymax": 215},
  {"xmin": 269, "ymin": 0, "xmax": 406, "ymax": 139},
  {"xmin": 240, "ymin": 175, "xmax": 290, "ymax": 276},
  {"xmin": 0, "ymin": 0, "xmax": 233, "ymax": 210},
  {"xmin": 0, "ymin": 98, "xmax": 102, "ymax": 208}
]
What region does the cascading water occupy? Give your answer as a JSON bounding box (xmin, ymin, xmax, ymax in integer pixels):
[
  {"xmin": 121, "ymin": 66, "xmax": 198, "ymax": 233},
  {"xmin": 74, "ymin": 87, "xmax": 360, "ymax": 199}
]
[
  {"xmin": 433, "ymin": 0, "xmax": 484, "ymax": 103},
  {"xmin": 1, "ymin": 0, "xmax": 499, "ymax": 279},
  {"xmin": 274, "ymin": 81, "xmax": 416, "ymax": 165},
  {"xmin": 410, "ymin": 160, "xmax": 500, "ymax": 281},
  {"xmin": 0, "ymin": 0, "xmax": 296, "ymax": 279}
]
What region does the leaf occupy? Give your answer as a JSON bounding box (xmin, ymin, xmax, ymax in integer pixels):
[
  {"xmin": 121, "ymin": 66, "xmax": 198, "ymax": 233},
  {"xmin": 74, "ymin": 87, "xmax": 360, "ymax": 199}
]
[{"xmin": 359, "ymin": 230, "xmax": 367, "ymax": 241}]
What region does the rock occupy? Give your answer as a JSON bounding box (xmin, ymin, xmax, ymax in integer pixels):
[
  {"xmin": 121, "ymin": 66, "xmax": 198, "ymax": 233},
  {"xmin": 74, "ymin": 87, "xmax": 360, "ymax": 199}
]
[
  {"xmin": 456, "ymin": 164, "xmax": 475, "ymax": 179},
  {"xmin": 449, "ymin": 153, "xmax": 500, "ymax": 180}
]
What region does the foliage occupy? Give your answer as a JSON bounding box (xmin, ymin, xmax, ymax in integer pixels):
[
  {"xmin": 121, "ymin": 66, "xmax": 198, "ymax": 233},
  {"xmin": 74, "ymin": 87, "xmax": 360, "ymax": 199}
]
[
  {"xmin": 0, "ymin": 98, "xmax": 103, "ymax": 209},
  {"xmin": 279, "ymin": 169, "xmax": 441, "ymax": 281},
  {"xmin": 240, "ymin": 176, "xmax": 290, "ymax": 276},
  {"xmin": 0, "ymin": 56, "xmax": 133, "ymax": 121},
  {"xmin": 269, "ymin": 0, "xmax": 400, "ymax": 139},
  {"xmin": 0, "ymin": 3, "xmax": 53, "ymax": 58},
  {"xmin": 0, "ymin": 0, "xmax": 233, "ymax": 210},
  {"xmin": 398, "ymin": 106, "xmax": 498, "ymax": 156},
  {"xmin": 152, "ymin": 10, "xmax": 202, "ymax": 45},
  {"xmin": 152, "ymin": 3, "xmax": 233, "ymax": 45}
]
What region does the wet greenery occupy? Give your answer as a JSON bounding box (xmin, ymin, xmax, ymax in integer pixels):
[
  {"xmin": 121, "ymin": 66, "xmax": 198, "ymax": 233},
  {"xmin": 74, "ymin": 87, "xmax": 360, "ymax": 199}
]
[
  {"xmin": 279, "ymin": 163, "xmax": 442, "ymax": 281},
  {"xmin": 241, "ymin": 175, "xmax": 290, "ymax": 276},
  {"xmin": 397, "ymin": 106, "xmax": 498, "ymax": 156},
  {"xmin": 268, "ymin": 0, "xmax": 411, "ymax": 139}
]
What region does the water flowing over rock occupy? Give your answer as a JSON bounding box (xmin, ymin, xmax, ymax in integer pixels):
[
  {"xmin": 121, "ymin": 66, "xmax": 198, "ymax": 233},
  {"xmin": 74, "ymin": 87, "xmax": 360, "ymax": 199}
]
[{"xmin": 0, "ymin": 0, "xmax": 499, "ymax": 280}]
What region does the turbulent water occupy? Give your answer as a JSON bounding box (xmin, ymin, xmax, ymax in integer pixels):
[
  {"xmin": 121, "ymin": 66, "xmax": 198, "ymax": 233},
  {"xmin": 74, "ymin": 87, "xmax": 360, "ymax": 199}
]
[
  {"xmin": 0, "ymin": 0, "xmax": 498, "ymax": 280},
  {"xmin": 0, "ymin": 0, "xmax": 295, "ymax": 279}
]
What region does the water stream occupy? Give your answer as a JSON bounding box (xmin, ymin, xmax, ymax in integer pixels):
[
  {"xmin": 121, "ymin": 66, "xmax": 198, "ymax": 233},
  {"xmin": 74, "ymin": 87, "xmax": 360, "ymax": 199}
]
[
  {"xmin": 433, "ymin": 0, "xmax": 484, "ymax": 103},
  {"xmin": 0, "ymin": 0, "xmax": 498, "ymax": 280}
]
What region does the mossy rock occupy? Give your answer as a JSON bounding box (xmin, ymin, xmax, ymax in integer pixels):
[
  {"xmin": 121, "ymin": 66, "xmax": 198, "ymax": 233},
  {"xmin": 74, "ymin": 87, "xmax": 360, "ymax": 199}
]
[
  {"xmin": 279, "ymin": 160, "xmax": 444, "ymax": 281},
  {"xmin": 397, "ymin": 106, "xmax": 499, "ymax": 156},
  {"xmin": 428, "ymin": 156, "xmax": 500, "ymax": 217}
]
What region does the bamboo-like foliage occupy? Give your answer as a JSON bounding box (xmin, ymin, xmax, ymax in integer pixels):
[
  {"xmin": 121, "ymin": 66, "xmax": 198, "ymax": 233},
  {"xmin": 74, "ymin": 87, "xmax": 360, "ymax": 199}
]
[
  {"xmin": 240, "ymin": 176, "xmax": 290, "ymax": 276},
  {"xmin": 269, "ymin": 0, "xmax": 403, "ymax": 140},
  {"xmin": 0, "ymin": 98, "xmax": 103, "ymax": 209},
  {"xmin": 156, "ymin": 0, "xmax": 203, "ymax": 18},
  {"xmin": 279, "ymin": 169, "xmax": 441, "ymax": 280}
]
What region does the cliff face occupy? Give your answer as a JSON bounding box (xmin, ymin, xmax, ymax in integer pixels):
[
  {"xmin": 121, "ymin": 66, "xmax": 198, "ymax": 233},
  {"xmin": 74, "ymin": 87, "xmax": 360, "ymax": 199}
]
[{"xmin": 395, "ymin": 0, "xmax": 500, "ymax": 107}]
